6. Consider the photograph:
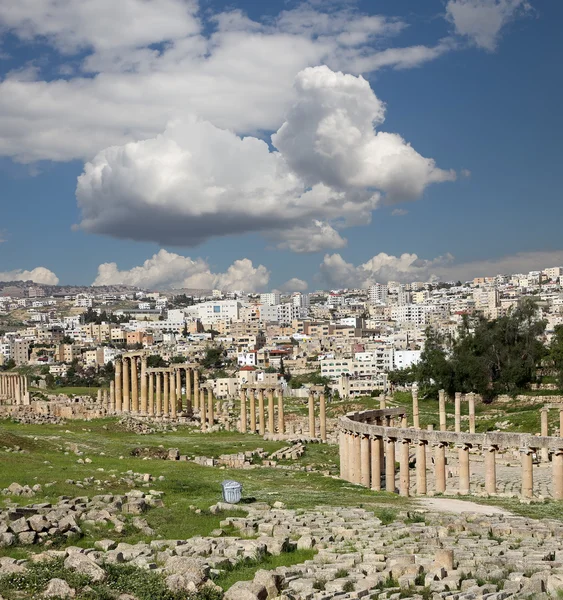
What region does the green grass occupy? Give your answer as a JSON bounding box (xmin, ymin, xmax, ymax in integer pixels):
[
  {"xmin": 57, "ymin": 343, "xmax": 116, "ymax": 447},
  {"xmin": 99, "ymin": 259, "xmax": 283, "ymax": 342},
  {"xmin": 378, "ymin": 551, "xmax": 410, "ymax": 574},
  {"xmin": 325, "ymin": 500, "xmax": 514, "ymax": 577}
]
[
  {"xmin": 212, "ymin": 548, "xmax": 315, "ymax": 590},
  {"xmin": 0, "ymin": 417, "xmax": 409, "ymax": 556}
]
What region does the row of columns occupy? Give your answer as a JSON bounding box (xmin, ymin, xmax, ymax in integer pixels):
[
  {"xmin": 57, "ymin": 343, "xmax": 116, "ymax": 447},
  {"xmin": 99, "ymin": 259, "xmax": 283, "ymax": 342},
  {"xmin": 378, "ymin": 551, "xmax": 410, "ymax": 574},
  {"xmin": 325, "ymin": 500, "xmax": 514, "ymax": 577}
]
[
  {"xmin": 341, "ymin": 427, "xmax": 563, "ymax": 500},
  {"xmin": 114, "ymin": 356, "xmax": 200, "ymax": 418},
  {"xmin": 239, "ymin": 386, "xmax": 285, "ymax": 436},
  {"xmin": 416, "ymin": 389, "xmax": 477, "ymax": 434},
  {"xmin": 0, "ymin": 373, "xmax": 29, "ymax": 405}
]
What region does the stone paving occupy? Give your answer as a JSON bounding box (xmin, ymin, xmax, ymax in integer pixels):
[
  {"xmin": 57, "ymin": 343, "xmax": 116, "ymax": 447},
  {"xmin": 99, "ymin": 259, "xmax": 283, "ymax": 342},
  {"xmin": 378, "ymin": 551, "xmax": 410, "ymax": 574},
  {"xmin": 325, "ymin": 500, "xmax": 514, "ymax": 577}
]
[{"xmin": 4, "ymin": 501, "xmax": 563, "ymax": 598}]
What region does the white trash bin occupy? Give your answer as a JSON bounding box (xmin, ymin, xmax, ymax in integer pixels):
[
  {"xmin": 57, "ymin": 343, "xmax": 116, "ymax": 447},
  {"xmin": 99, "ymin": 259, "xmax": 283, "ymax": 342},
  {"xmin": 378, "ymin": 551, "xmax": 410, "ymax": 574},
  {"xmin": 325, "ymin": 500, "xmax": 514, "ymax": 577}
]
[{"xmin": 221, "ymin": 480, "xmax": 242, "ymax": 504}]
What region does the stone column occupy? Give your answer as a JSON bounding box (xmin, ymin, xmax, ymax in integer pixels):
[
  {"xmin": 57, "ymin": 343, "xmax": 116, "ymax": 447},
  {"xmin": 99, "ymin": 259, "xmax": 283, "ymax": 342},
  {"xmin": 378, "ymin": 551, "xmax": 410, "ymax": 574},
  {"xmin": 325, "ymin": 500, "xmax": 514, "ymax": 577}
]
[
  {"xmin": 553, "ymin": 449, "xmax": 563, "ymax": 500},
  {"xmin": 258, "ymin": 388, "xmax": 265, "ymax": 436},
  {"xmin": 541, "ymin": 408, "xmax": 549, "ymax": 462},
  {"xmin": 416, "ymin": 441, "xmax": 427, "ymax": 495},
  {"xmin": 521, "ymin": 447, "xmax": 534, "ymax": 499},
  {"xmin": 379, "ymin": 396, "xmax": 386, "ymax": 410},
  {"xmin": 454, "ymin": 392, "xmax": 461, "ymax": 433},
  {"xmin": 109, "ymin": 381, "xmax": 115, "ymax": 413},
  {"xmin": 207, "ymin": 387, "xmax": 214, "ymax": 428},
  {"xmin": 468, "ymin": 392, "xmax": 476, "ymax": 434},
  {"xmin": 163, "ymin": 371, "xmax": 169, "ymax": 417},
  {"xmin": 176, "ymin": 369, "xmax": 182, "ymax": 412},
  {"xmin": 249, "ymin": 389, "xmax": 256, "ymax": 433},
  {"xmin": 148, "ymin": 373, "xmax": 154, "ymax": 416},
  {"xmin": 140, "ymin": 357, "xmax": 148, "ymax": 415},
  {"xmin": 240, "ymin": 388, "xmax": 247, "ymax": 433},
  {"xmin": 438, "ymin": 389, "xmax": 446, "ymax": 431},
  {"xmin": 484, "ymin": 445, "xmax": 497, "ymax": 495},
  {"xmin": 97, "ymin": 389, "xmax": 102, "ymax": 404},
  {"xmin": 131, "ymin": 357, "xmax": 138, "ymax": 414},
  {"xmin": 560, "ymin": 409, "xmax": 563, "ymax": 438},
  {"xmin": 360, "ymin": 435, "xmax": 370, "ymax": 487},
  {"xmin": 308, "ymin": 392, "xmax": 315, "ymax": 438},
  {"xmin": 385, "ymin": 437, "xmax": 396, "ymax": 492},
  {"xmin": 277, "ymin": 389, "xmax": 285, "ymax": 434},
  {"xmin": 267, "ymin": 388, "xmax": 275, "ymax": 434},
  {"xmin": 319, "ymin": 393, "xmax": 327, "ymax": 441},
  {"xmin": 169, "ymin": 372, "xmax": 177, "ymax": 419},
  {"xmin": 347, "ymin": 433, "xmax": 355, "ymax": 482},
  {"xmin": 193, "ymin": 370, "xmax": 200, "ymax": 411},
  {"xmin": 155, "ymin": 372, "xmax": 162, "ymax": 416},
  {"xmin": 412, "ymin": 387, "xmax": 420, "ymax": 429},
  {"xmin": 399, "ymin": 439, "xmax": 410, "ymax": 497},
  {"xmin": 102, "ymin": 389, "xmax": 108, "ymax": 411},
  {"xmin": 115, "ymin": 359, "xmax": 122, "ymax": 414},
  {"xmin": 339, "ymin": 430, "xmax": 348, "ymax": 480},
  {"xmin": 401, "ymin": 413, "xmax": 408, "ymax": 429},
  {"xmin": 434, "ymin": 442, "xmax": 446, "ymax": 494},
  {"xmin": 186, "ymin": 368, "xmax": 192, "ymax": 411},
  {"xmin": 200, "ymin": 389, "xmax": 207, "ymax": 431},
  {"xmin": 352, "ymin": 434, "xmax": 361, "ymax": 484},
  {"xmin": 458, "ymin": 443, "xmax": 470, "ymax": 495},
  {"xmin": 371, "ymin": 436, "xmax": 382, "ymax": 491},
  {"xmin": 122, "ymin": 357, "xmax": 130, "ymax": 413}
]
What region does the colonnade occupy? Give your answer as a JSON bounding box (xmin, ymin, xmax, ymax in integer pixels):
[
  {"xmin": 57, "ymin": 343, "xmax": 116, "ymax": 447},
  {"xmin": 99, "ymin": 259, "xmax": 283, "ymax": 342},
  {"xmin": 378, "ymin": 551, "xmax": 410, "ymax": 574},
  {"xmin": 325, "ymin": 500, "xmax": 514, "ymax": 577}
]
[
  {"xmin": 113, "ymin": 354, "xmax": 199, "ymax": 418},
  {"xmin": 339, "ymin": 407, "xmax": 563, "ymax": 500},
  {"xmin": 0, "ymin": 373, "xmax": 30, "ymax": 405},
  {"xmin": 239, "ymin": 384, "xmax": 284, "ymax": 436}
]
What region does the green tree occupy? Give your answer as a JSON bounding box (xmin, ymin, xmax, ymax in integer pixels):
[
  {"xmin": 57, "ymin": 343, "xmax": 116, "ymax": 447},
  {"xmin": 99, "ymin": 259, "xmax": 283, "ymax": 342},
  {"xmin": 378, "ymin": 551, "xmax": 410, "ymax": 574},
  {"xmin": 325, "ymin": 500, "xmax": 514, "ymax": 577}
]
[
  {"xmin": 202, "ymin": 346, "xmax": 224, "ymax": 369},
  {"xmin": 45, "ymin": 373, "xmax": 56, "ymax": 389},
  {"xmin": 548, "ymin": 325, "xmax": 563, "ymax": 389}
]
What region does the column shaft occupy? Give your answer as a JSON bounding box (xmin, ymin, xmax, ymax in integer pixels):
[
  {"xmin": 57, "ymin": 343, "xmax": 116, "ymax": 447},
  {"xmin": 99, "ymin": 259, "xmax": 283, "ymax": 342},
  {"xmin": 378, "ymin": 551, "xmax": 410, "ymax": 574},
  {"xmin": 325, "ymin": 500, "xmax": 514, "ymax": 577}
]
[
  {"xmin": 454, "ymin": 392, "xmax": 461, "ymax": 433},
  {"xmin": 308, "ymin": 393, "xmax": 315, "ymax": 438},
  {"xmin": 249, "ymin": 390, "xmax": 256, "ymax": 432},
  {"xmin": 399, "ymin": 440, "xmax": 410, "ymax": 497},
  {"xmin": 339, "ymin": 430, "xmax": 348, "ymax": 480},
  {"xmin": 412, "ymin": 389, "xmax": 419, "ymax": 429},
  {"xmin": 371, "ymin": 437, "xmax": 382, "ymax": 491},
  {"xmin": 277, "ymin": 390, "xmax": 285, "ymax": 434},
  {"xmin": 458, "ymin": 444, "xmax": 470, "ymax": 495},
  {"xmin": 416, "ymin": 441, "xmax": 427, "ymax": 495},
  {"xmin": 131, "ymin": 358, "xmax": 138, "ymax": 414},
  {"xmin": 484, "ymin": 446, "xmax": 497, "ymax": 495},
  {"xmin": 553, "ymin": 450, "xmax": 563, "ymax": 500},
  {"xmin": 115, "ymin": 359, "xmax": 122, "ymax": 413},
  {"xmin": 541, "ymin": 408, "xmax": 549, "ymax": 462},
  {"xmin": 122, "ymin": 357, "xmax": 130, "ymax": 413},
  {"xmin": 207, "ymin": 388, "xmax": 214, "ymax": 427},
  {"xmin": 360, "ymin": 435, "xmax": 370, "ymax": 487},
  {"xmin": 319, "ymin": 393, "xmax": 326, "ymax": 441},
  {"xmin": 385, "ymin": 438, "xmax": 396, "ymax": 492},
  {"xmin": 200, "ymin": 389, "xmax": 206, "ymax": 431},
  {"xmin": 155, "ymin": 373, "xmax": 162, "ymax": 416},
  {"xmin": 435, "ymin": 443, "xmax": 446, "ymax": 494},
  {"xmin": 163, "ymin": 371, "xmax": 169, "ymax": 416},
  {"xmin": 140, "ymin": 358, "xmax": 147, "ymax": 415},
  {"xmin": 258, "ymin": 389, "xmax": 265, "ymax": 435},
  {"xmin": 169, "ymin": 372, "xmax": 177, "ymax": 419},
  {"xmin": 240, "ymin": 389, "xmax": 247, "ymax": 433},
  {"xmin": 352, "ymin": 434, "xmax": 361, "ymax": 484},
  {"xmin": 468, "ymin": 393, "xmax": 476, "ymax": 434},
  {"xmin": 148, "ymin": 373, "xmax": 154, "ymax": 416},
  {"xmin": 267, "ymin": 389, "xmax": 275, "ymax": 434},
  {"xmin": 521, "ymin": 449, "xmax": 533, "ymax": 498},
  {"xmin": 439, "ymin": 389, "xmax": 447, "ymax": 431}
]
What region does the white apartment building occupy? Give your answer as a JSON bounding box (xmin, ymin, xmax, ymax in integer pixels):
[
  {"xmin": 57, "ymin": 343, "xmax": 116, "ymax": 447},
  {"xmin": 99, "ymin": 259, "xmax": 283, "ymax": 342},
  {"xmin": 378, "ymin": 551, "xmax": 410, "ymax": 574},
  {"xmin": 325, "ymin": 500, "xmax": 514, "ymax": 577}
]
[
  {"xmin": 368, "ymin": 283, "xmax": 388, "ymax": 305},
  {"xmin": 260, "ymin": 292, "xmax": 281, "ymax": 306},
  {"xmin": 320, "ymin": 356, "xmax": 390, "ymax": 379},
  {"xmin": 188, "ymin": 300, "xmax": 240, "ymax": 325},
  {"xmin": 545, "ymin": 267, "xmax": 563, "ymax": 281},
  {"xmin": 393, "ymin": 350, "xmax": 421, "ymax": 370},
  {"xmin": 292, "ymin": 293, "xmax": 310, "ymax": 308},
  {"xmin": 391, "ymin": 304, "xmax": 427, "ymax": 327}
]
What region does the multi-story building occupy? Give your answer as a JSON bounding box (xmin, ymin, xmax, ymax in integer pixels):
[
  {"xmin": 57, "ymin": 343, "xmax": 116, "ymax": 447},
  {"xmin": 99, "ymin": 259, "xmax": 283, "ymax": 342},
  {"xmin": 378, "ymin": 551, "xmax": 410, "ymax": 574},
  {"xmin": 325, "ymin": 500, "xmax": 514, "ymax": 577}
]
[
  {"xmin": 368, "ymin": 283, "xmax": 388, "ymax": 305},
  {"xmin": 260, "ymin": 292, "xmax": 281, "ymax": 306}
]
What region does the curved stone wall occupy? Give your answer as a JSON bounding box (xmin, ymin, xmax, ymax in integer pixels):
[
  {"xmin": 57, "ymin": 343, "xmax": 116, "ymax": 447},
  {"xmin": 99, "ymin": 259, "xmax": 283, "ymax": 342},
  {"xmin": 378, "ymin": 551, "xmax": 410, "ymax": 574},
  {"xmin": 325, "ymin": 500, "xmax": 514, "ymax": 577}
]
[{"xmin": 339, "ymin": 407, "xmax": 563, "ymax": 500}]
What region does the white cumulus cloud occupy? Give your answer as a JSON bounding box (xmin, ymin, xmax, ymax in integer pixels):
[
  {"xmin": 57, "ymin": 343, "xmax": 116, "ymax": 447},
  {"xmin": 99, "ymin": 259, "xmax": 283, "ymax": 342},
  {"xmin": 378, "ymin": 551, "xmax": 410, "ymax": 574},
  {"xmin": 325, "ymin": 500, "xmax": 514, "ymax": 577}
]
[
  {"xmin": 446, "ymin": 0, "xmax": 531, "ymax": 51},
  {"xmin": 319, "ymin": 252, "xmax": 454, "ymax": 287},
  {"xmin": 93, "ymin": 249, "xmax": 269, "ymax": 291},
  {"xmin": 0, "ymin": 2, "xmax": 452, "ymax": 163},
  {"xmin": 0, "ymin": 267, "xmax": 59, "ymax": 285},
  {"xmin": 76, "ymin": 66, "xmax": 454, "ymax": 250},
  {"xmin": 280, "ymin": 278, "xmax": 308, "ymax": 292}
]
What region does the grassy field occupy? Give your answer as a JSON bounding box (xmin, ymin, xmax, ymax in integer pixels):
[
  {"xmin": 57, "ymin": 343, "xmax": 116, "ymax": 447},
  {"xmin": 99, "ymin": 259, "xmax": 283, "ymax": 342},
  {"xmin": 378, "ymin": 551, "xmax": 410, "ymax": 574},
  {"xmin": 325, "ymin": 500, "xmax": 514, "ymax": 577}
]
[{"xmin": 0, "ymin": 417, "xmax": 409, "ymax": 560}]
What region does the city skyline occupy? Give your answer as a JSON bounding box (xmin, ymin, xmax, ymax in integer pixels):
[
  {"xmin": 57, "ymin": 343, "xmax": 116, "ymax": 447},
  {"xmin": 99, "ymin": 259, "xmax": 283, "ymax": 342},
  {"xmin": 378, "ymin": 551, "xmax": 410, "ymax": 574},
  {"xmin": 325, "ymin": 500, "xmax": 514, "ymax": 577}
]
[{"xmin": 1, "ymin": 0, "xmax": 562, "ymax": 290}]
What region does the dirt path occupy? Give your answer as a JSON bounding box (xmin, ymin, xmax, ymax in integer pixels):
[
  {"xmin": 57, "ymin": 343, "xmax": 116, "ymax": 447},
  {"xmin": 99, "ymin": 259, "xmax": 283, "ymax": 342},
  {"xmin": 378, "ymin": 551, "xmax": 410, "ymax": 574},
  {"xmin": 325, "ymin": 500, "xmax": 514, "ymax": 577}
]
[{"xmin": 415, "ymin": 497, "xmax": 512, "ymax": 515}]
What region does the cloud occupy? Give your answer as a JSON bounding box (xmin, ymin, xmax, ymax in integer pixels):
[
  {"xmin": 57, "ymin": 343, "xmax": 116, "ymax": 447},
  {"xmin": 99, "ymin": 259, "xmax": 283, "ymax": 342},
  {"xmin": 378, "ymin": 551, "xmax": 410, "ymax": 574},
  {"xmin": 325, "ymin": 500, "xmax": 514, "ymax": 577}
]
[
  {"xmin": 391, "ymin": 208, "xmax": 408, "ymax": 216},
  {"xmin": 0, "ymin": 0, "xmax": 200, "ymax": 54},
  {"xmin": 318, "ymin": 249, "xmax": 563, "ymax": 287},
  {"xmin": 446, "ymin": 0, "xmax": 531, "ymax": 51},
  {"xmin": 319, "ymin": 252, "xmax": 454, "ymax": 287},
  {"xmin": 280, "ymin": 278, "xmax": 309, "ymax": 292},
  {"xmin": 76, "ymin": 66, "xmax": 454, "ymax": 249},
  {"xmin": 0, "ymin": 267, "xmax": 59, "ymax": 285},
  {"xmin": 0, "ymin": 2, "xmax": 455, "ymax": 163},
  {"xmin": 273, "ymin": 221, "xmax": 348, "ymax": 253},
  {"xmin": 92, "ymin": 249, "xmax": 269, "ymax": 291}
]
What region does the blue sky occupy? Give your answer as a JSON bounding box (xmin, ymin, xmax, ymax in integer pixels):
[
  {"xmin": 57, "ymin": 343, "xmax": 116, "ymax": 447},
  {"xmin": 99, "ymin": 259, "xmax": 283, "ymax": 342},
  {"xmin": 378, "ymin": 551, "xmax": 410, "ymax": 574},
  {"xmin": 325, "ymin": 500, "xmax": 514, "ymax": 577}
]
[{"xmin": 0, "ymin": 0, "xmax": 561, "ymax": 290}]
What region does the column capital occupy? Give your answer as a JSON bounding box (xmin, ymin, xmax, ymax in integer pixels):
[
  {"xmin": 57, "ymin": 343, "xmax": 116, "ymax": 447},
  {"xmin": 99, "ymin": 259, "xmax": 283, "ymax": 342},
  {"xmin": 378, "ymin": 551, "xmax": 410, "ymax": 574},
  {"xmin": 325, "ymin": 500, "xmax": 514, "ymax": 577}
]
[
  {"xmin": 456, "ymin": 442, "xmax": 472, "ymax": 450},
  {"xmin": 519, "ymin": 447, "xmax": 535, "ymax": 455}
]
